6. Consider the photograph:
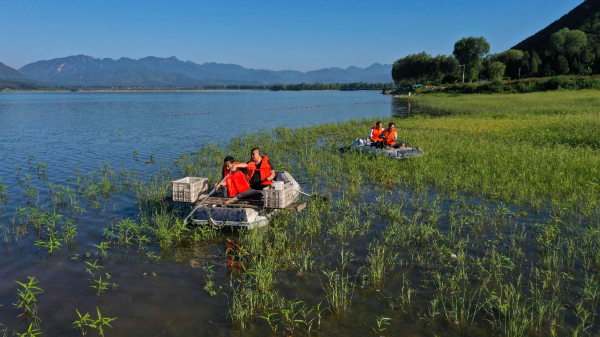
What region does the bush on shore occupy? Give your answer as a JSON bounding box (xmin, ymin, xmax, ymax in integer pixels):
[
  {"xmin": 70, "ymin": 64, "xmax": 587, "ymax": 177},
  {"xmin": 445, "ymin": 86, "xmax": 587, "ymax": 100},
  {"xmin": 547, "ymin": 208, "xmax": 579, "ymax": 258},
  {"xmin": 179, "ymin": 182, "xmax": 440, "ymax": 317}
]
[{"xmin": 417, "ymin": 75, "xmax": 600, "ymax": 95}]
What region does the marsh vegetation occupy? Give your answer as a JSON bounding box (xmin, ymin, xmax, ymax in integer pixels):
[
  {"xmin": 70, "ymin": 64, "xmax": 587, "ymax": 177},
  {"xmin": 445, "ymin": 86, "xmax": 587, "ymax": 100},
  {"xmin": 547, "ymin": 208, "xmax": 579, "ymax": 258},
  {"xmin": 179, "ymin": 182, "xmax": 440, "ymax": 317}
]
[{"xmin": 0, "ymin": 90, "xmax": 599, "ymax": 335}]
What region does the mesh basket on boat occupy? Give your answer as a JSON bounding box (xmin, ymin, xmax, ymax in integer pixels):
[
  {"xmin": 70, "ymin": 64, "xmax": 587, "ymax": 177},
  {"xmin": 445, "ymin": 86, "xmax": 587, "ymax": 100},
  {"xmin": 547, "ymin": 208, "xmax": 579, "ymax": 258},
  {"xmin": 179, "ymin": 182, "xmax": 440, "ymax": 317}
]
[
  {"xmin": 263, "ymin": 183, "xmax": 294, "ymax": 208},
  {"xmin": 172, "ymin": 177, "xmax": 209, "ymax": 203}
]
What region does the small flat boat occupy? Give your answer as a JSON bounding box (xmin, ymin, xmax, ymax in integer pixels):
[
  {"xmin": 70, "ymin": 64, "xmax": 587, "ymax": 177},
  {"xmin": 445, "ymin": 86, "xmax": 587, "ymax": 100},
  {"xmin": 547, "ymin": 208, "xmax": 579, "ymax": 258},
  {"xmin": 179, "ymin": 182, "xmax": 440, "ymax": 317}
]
[
  {"xmin": 188, "ymin": 171, "xmax": 305, "ymax": 230},
  {"xmin": 350, "ymin": 138, "xmax": 424, "ymax": 159}
]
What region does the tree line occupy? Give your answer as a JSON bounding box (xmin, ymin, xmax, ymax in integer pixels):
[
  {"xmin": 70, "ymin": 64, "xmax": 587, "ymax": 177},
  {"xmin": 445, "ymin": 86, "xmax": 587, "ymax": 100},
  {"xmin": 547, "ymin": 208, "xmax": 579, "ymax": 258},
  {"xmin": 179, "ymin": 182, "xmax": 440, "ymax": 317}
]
[
  {"xmin": 392, "ymin": 13, "xmax": 600, "ymax": 85},
  {"xmin": 203, "ymin": 82, "xmax": 391, "ymax": 90},
  {"xmin": 0, "ymin": 82, "xmax": 392, "ymax": 91},
  {"xmin": 270, "ymin": 82, "xmax": 391, "ymax": 91}
]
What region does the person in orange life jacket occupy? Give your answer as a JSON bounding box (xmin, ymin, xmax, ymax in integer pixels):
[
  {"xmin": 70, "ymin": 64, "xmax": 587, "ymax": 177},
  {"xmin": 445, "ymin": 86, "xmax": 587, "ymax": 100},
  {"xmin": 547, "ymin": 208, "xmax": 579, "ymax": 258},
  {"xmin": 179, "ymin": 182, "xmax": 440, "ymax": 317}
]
[
  {"xmin": 380, "ymin": 122, "xmax": 406, "ymax": 149},
  {"xmin": 214, "ymin": 156, "xmax": 255, "ymax": 198},
  {"xmin": 370, "ymin": 121, "xmax": 384, "ymax": 149},
  {"xmin": 230, "ymin": 148, "xmax": 275, "ymax": 190}
]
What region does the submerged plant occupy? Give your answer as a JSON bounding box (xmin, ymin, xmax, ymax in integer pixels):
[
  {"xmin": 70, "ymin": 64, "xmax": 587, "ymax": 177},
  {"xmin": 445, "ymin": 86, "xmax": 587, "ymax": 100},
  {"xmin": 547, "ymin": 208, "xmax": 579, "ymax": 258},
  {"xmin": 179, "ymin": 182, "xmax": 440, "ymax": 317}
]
[
  {"xmin": 366, "ymin": 242, "xmax": 388, "ymax": 288},
  {"xmin": 14, "ymin": 277, "xmax": 43, "ymax": 316},
  {"xmin": 72, "ymin": 307, "xmax": 117, "ymax": 336},
  {"xmin": 203, "ymin": 264, "xmax": 220, "ymax": 297},
  {"xmin": 372, "ymin": 314, "xmax": 391, "ymax": 334},
  {"xmin": 90, "ymin": 276, "xmax": 111, "ymax": 296},
  {"xmin": 321, "ymin": 269, "xmax": 355, "ymax": 315},
  {"xmin": 0, "ymin": 178, "xmax": 8, "ymax": 206}
]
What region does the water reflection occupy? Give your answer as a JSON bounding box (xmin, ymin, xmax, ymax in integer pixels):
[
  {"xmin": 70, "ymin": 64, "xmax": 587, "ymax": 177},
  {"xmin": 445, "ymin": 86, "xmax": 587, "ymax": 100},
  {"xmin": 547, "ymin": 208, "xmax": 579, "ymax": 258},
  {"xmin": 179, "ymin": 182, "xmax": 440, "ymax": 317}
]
[{"xmin": 391, "ymin": 97, "xmax": 452, "ymax": 118}]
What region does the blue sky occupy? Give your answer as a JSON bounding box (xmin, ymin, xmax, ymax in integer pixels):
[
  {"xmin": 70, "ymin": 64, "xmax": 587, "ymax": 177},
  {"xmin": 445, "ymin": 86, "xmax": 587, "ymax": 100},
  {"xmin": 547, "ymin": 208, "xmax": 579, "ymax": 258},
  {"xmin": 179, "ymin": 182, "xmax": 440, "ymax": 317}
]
[{"xmin": 0, "ymin": 0, "xmax": 583, "ymax": 71}]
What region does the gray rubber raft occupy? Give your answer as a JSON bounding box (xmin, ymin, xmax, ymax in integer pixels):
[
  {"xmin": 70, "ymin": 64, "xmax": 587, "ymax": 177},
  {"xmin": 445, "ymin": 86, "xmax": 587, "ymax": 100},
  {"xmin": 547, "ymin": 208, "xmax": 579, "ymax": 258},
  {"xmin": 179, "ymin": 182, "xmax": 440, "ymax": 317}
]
[
  {"xmin": 351, "ymin": 138, "xmax": 425, "ymax": 159},
  {"xmin": 189, "ymin": 171, "xmax": 303, "ymax": 230}
]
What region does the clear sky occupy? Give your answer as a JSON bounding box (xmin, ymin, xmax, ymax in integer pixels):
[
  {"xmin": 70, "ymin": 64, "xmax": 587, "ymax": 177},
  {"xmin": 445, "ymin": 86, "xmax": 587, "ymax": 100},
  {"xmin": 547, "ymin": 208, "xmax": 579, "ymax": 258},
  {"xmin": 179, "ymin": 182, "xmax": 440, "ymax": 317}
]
[{"xmin": 0, "ymin": 0, "xmax": 584, "ymax": 71}]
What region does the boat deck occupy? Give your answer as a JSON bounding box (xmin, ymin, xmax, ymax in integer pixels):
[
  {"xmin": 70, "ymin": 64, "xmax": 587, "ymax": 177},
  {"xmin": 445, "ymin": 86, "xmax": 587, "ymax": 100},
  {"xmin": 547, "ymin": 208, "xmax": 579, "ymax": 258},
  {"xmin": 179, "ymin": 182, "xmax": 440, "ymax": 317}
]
[{"xmin": 162, "ymin": 195, "xmax": 307, "ymax": 212}]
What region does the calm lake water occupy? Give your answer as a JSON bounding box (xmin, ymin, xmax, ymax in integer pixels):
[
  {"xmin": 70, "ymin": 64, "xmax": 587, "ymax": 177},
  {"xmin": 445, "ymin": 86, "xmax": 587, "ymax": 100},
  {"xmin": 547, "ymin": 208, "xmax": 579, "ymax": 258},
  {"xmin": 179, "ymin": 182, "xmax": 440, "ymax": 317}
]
[
  {"xmin": 0, "ymin": 91, "xmax": 412, "ymax": 336},
  {"xmin": 0, "ymin": 91, "xmax": 395, "ymax": 179}
]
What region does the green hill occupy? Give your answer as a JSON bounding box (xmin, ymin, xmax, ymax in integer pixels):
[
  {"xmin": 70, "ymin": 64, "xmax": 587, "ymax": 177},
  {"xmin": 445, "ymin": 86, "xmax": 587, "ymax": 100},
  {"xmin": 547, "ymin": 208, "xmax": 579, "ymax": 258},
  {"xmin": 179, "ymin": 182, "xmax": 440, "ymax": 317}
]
[
  {"xmin": 0, "ymin": 61, "xmax": 33, "ymax": 82},
  {"xmin": 513, "ymin": 0, "xmax": 600, "ymax": 52}
]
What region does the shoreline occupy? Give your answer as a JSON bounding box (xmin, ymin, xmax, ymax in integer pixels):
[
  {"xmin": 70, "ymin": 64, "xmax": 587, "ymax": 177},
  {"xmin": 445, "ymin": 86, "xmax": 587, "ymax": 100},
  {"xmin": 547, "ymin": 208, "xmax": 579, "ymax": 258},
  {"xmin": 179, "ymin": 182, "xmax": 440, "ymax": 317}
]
[{"xmin": 1, "ymin": 89, "xmax": 384, "ymax": 93}]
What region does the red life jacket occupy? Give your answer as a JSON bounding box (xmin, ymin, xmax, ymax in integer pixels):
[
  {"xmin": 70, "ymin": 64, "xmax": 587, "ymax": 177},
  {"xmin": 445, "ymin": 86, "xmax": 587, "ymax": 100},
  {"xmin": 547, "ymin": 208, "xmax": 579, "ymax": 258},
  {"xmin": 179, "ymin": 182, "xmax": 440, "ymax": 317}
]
[
  {"xmin": 381, "ymin": 128, "xmax": 397, "ymax": 146},
  {"xmin": 222, "ymin": 162, "xmax": 250, "ymax": 197},
  {"xmin": 246, "ymin": 156, "xmax": 273, "ymax": 186},
  {"xmin": 370, "ymin": 126, "xmax": 383, "ymax": 142}
]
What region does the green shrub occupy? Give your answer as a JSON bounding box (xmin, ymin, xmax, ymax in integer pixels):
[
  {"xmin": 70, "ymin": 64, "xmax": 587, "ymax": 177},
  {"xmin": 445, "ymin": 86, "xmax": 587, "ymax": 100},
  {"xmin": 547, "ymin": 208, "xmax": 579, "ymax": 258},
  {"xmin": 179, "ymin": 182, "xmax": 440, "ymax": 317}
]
[
  {"xmin": 464, "ymin": 84, "xmax": 479, "ymax": 93},
  {"xmin": 579, "ymin": 79, "xmax": 600, "ymax": 90},
  {"xmin": 546, "ymin": 76, "xmax": 570, "ymax": 90},
  {"xmin": 488, "ymin": 80, "xmax": 506, "ymax": 93}
]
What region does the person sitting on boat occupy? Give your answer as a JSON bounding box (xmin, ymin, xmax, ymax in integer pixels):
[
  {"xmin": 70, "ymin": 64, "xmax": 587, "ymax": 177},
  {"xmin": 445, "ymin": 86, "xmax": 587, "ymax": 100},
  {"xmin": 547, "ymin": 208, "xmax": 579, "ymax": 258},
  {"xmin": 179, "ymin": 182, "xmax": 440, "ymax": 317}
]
[
  {"xmin": 380, "ymin": 122, "xmax": 406, "ymax": 148},
  {"xmin": 231, "ymin": 148, "xmax": 275, "ymax": 190},
  {"xmin": 370, "ymin": 121, "xmax": 384, "ymax": 149},
  {"xmin": 214, "ymin": 156, "xmax": 259, "ymax": 199}
]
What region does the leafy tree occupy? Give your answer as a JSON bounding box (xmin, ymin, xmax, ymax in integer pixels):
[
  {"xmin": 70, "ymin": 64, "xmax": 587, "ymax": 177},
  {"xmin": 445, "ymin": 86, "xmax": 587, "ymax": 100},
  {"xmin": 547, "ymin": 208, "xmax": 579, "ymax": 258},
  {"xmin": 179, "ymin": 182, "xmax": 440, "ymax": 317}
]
[
  {"xmin": 392, "ymin": 52, "xmax": 432, "ymax": 84},
  {"xmin": 392, "ymin": 52, "xmax": 458, "ymax": 85},
  {"xmin": 434, "ymin": 55, "xmax": 459, "ymax": 78},
  {"xmin": 453, "ymin": 36, "xmax": 491, "ymax": 81},
  {"xmin": 492, "ymin": 49, "xmax": 524, "ymax": 79},
  {"xmin": 550, "ymin": 28, "xmax": 588, "ymax": 59},
  {"xmin": 531, "ymin": 51, "xmax": 542, "ymax": 74},
  {"xmin": 489, "ymin": 62, "xmax": 507, "ymax": 81},
  {"xmin": 521, "ymin": 51, "xmax": 531, "ymax": 75},
  {"xmin": 543, "ymin": 62, "xmax": 554, "ymax": 77},
  {"xmin": 557, "ymin": 55, "xmax": 570, "ymax": 75}
]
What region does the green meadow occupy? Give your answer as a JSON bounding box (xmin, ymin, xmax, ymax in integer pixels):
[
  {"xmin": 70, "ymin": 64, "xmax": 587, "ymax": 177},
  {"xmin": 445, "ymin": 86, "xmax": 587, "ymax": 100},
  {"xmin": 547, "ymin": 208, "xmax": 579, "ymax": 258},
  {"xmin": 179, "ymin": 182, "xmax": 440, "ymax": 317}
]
[{"xmin": 390, "ymin": 90, "xmax": 600, "ymax": 207}]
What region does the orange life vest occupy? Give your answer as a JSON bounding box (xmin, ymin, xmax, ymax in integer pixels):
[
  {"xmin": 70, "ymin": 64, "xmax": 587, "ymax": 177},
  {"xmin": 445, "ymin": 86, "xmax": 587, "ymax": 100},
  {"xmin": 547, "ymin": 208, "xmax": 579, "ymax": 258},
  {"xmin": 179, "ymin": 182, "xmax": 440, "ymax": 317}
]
[
  {"xmin": 222, "ymin": 163, "xmax": 250, "ymax": 197},
  {"xmin": 370, "ymin": 126, "xmax": 383, "ymax": 142},
  {"xmin": 381, "ymin": 128, "xmax": 397, "ymax": 146},
  {"xmin": 246, "ymin": 156, "xmax": 273, "ymax": 186}
]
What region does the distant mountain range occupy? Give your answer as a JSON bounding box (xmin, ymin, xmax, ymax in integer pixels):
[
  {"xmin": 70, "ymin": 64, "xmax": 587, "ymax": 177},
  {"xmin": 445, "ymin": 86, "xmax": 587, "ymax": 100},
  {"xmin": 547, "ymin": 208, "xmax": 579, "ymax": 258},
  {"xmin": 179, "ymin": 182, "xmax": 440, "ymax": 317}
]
[
  {"xmin": 8, "ymin": 0, "xmax": 596, "ymax": 89},
  {"xmin": 14, "ymin": 55, "xmax": 393, "ymax": 87},
  {"xmin": 513, "ymin": 0, "xmax": 600, "ymax": 52}
]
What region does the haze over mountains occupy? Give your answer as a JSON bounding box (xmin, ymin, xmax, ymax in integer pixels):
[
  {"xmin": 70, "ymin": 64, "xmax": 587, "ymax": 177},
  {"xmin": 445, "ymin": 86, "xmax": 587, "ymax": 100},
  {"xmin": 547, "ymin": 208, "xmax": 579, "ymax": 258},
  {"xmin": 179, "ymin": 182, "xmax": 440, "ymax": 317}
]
[{"xmin": 15, "ymin": 55, "xmax": 393, "ymax": 87}]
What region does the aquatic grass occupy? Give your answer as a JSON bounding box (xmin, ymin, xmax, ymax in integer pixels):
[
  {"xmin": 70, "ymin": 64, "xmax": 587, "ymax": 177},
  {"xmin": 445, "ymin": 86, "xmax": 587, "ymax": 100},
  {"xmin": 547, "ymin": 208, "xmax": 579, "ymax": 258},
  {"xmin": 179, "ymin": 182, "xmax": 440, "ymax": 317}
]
[
  {"xmin": 103, "ymin": 218, "xmax": 150, "ymax": 248},
  {"xmin": 13, "ymin": 322, "xmax": 42, "ymax": 337},
  {"xmin": 72, "ymin": 307, "xmax": 116, "ymax": 336},
  {"xmin": 151, "ymin": 211, "xmax": 189, "ymax": 248},
  {"xmin": 14, "ymin": 277, "xmax": 43, "ymax": 317},
  {"xmin": 486, "ymin": 275, "xmax": 534, "ymax": 337},
  {"xmin": 320, "ymin": 250, "xmax": 358, "ymax": 315},
  {"xmin": 388, "ymin": 275, "xmax": 416, "ymax": 314},
  {"xmin": 84, "ymin": 259, "xmax": 103, "ymax": 278},
  {"xmin": 90, "ymin": 276, "xmax": 111, "ymax": 296},
  {"xmin": 371, "ymin": 314, "xmax": 391, "ymax": 334},
  {"xmin": 365, "ymin": 241, "xmax": 388, "ymax": 288},
  {"xmin": 228, "ymin": 278, "xmax": 264, "ymax": 330},
  {"xmin": 0, "ymin": 178, "xmax": 8, "ymax": 206},
  {"xmin": 321, "ymin": 269, "xmax": 356, "ymax": 315}
]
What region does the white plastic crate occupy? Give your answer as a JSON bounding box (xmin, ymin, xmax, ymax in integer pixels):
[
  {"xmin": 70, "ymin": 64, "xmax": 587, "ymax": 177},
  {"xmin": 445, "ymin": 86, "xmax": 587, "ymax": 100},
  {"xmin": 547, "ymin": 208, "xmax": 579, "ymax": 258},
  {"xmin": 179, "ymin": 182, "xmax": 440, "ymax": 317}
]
[
  {"xmin": 172, "ymin": 177, "xmax": 208, "ymax": 203},
  {"xmin": 263, "ymin": 184, "xmax": 294, "ymax": 208}
]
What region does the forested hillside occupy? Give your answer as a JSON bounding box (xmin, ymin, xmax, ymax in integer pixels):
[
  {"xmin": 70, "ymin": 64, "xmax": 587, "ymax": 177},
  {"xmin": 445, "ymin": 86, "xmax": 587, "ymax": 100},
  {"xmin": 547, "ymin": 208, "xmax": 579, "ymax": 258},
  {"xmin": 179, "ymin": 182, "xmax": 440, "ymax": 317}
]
[
  {"xmin": 392, "ymin": 0, "xmax": 600, "ymax": 85},
  {"xmin": 0, "ymin": 62, "xmax": 33, "ymax": 82},
  {"xmin": 513, "ymin": 0, "xmax": 600, "ymax": 52}
]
